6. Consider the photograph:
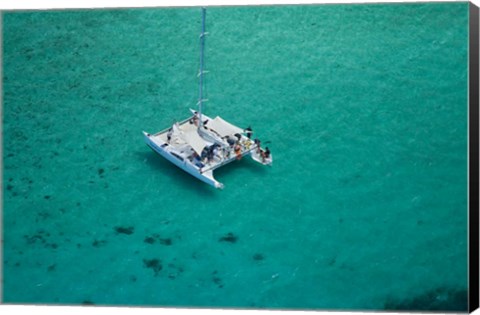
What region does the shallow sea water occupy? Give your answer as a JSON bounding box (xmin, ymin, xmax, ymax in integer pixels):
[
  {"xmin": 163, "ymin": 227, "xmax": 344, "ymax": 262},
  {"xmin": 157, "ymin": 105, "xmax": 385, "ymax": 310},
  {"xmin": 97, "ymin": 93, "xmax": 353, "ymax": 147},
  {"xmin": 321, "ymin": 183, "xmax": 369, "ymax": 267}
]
[{"xmin": 2, "ymin": 3, "xmax": 469, "ymax": 311}]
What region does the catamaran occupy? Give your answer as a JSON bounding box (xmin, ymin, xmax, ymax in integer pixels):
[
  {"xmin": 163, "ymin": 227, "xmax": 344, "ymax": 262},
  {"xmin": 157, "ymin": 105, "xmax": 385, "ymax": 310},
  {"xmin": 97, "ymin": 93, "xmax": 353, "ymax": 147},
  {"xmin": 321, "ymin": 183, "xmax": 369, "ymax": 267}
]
[{"xmin": 143, "ymin": 8, "xmax": 272, "ymax": 189}]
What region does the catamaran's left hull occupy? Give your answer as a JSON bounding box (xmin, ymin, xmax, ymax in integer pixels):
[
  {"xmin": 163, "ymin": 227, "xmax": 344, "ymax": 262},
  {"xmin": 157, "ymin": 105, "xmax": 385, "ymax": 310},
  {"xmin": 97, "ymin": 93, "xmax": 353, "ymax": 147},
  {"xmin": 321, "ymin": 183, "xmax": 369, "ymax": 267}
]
[{"xmin": 143, "ymin": 131, "xmax": 224, "ymax": 189}]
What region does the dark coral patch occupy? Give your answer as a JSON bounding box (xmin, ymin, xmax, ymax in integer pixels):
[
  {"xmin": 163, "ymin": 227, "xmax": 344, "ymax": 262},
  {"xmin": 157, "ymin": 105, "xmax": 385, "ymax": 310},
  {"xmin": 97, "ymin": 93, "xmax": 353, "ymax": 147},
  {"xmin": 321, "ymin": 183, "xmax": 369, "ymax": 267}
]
[
  {"xmin": 92, "ymin": 239, "xmax": 107, "ymax": 247},
  {"xmin": 144, "ymin": 234, "xmax": 173, "ymax": 246},
  {"xmin": 159, "ymin": 238, "xmax": 172, "ymax": 246},
  {"xmin": 38, "ymin": 212, "xmax": 51, "ymax": 220},
  {"xmin": 166, "ymin": 263, "xmax": 184, "ymax": 280},
  {"xmin": 144, "ymin": 237, "xmax": 155, "ymax": 244},
  {"xmin": 30, "ymin": 239, "xmax": 58, "ymax": 249},
  {"xmin": 24, "ymin": 230, "xmax": 49, "ymax": 245},
  {"xmin": 213, "ymin": 277, "xmax": 223, "ymax": 287},
  {"xmin": 327, "ymin": 257, "xmax": 337, "ymax": 266},
  {"xmin": 143, "ymin": 258, "xmax": 162, "ymax": 276},
  {"xmin": 114, "ymin": 226, "xmax": 134, "ymax": 235},
  {"xmin": 384, "ymin": 287, "xmax": 467, "ymax": 312},
  {"xmin": 98, "ymin": 168, "xmax": 105, "ymax": 176},
  {"xmin": 219, "ymin": 232, "xmax": 238, "ymax": 243},
  {"xmin": 212, "ymin": 272, "xmax": 224, "ymax": 288},
  {"xmin": 253, "ymin": 253, "xmax": 264, "ymax": 261}
]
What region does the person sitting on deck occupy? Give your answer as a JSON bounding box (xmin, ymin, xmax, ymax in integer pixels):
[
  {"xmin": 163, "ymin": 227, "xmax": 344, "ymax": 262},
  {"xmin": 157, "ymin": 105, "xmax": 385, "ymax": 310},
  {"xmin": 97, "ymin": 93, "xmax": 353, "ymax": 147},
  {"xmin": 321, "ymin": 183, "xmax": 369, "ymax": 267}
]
[
  {"xmin": 226, "ymin": 136, "xmax": 236, "ymax": 147},
  {"xmin": 244, "ymin": 126, "xmax": 253, "ymax": 139},
  {"xmin": 265, "ymin": 147, "xmax": 271, "ymax": 158},
  {"xmin": 234, "ymin": 142, "xmax": 242, "ymax": 160},
  {"xmin": 254, "ymin": 138, "xmax": 261, "ymax": 153},
  {"xmin": 189, "ymin": 152, "xmax": 204, "ymax": 168},
  {"xmin": 207, "ymin": 145, "xmax": 215, "ymax": 163},
  {"xmin": 190, "ymin": 112, "xmax": 201, "ymax": 126},
  {"xmin": 212, "ymin": 144, "xmax": 221, "ymax": 160},
  {"xmin": 203, "ymin": 124, "xmax": 222, "ymax": 138},
  {"xmin": 223, "ymin": 146, "xmax": 231, "ymax": 158},
  {"xmin": 200, "ymin": 147, "xmax": 208, "ymax": 163},
  {"xmin": 167, "ymin": 127, "xmax": 173, "ymax": 143},
  {"xmin": 261, "ymin": 147, "xmax": 271, "ymax": 163}
]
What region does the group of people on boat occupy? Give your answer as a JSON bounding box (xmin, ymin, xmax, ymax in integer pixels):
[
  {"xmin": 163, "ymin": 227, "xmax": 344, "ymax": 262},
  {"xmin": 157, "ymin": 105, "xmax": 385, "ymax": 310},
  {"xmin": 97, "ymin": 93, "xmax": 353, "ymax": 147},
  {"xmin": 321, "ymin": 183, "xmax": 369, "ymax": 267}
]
[
  {"xmin": 198, "ymin": 135, "xmax": 245, "ymax": 164},
  {"xmin": 167, "ymin": 113, "xmax": 271, "ymax": 166},
  {"xmin": 200, "ymin": 143, "xmax": 222, "ymax": 163},
  {"xmin": 254, "ymin": 138, "xmax": 271, "ymax": 163}
]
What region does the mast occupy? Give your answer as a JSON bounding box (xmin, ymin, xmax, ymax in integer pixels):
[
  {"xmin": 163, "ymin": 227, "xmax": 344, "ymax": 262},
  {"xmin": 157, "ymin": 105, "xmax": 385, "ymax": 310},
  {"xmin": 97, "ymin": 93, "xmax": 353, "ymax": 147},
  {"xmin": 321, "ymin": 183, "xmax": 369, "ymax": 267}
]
[{"xmin": 198, "ymin": 7, "xmax": 207, "ymax": 129}]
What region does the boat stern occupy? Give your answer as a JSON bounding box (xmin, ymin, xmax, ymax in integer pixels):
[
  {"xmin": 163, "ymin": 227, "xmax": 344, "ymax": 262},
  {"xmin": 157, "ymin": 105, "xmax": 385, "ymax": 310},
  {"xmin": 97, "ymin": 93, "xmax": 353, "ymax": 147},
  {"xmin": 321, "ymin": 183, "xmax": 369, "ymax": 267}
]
[
  {"xmin": 250, "ymin": 148, "xmax": 273, "ymax": 166},
  {"xmin": 201, "ymin": 169, "xmax": 224, "ymax": 189}
]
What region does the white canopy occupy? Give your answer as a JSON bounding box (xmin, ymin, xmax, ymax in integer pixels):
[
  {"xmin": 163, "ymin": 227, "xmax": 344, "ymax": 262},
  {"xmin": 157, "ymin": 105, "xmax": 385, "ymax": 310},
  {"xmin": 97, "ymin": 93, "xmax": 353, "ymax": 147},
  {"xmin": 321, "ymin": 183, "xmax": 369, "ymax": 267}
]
[
  {"xmin": 182, "ymin": 128, "xmax": 209, "ymax": 155},
  {"xmin": 205, "ymin": 116, "xmax": 244, "ymax": 138}
]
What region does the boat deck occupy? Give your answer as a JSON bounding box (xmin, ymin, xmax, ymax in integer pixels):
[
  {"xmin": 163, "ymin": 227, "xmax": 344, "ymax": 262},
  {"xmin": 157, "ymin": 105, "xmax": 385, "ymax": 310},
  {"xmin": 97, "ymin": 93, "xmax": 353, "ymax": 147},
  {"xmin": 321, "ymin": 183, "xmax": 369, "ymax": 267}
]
[{"xmin": 146, "ymin": 113, "xmax": 263, "ymax": 173}]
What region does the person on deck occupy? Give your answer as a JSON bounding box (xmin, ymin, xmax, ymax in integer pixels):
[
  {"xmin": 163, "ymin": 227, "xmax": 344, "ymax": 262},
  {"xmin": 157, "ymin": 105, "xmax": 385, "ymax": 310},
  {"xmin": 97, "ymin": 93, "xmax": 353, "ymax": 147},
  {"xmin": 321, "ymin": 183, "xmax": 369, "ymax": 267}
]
[
  {"xmin": 244, "ymin": 126, "xmax": 253, "ymax": 139},
  {"xmin": 254, "ymin": 138, "xmax": 261, "ymax": 154},
  {"xmin": 234, "ymin": 142, "xmax": 242, "ymax": 160}
]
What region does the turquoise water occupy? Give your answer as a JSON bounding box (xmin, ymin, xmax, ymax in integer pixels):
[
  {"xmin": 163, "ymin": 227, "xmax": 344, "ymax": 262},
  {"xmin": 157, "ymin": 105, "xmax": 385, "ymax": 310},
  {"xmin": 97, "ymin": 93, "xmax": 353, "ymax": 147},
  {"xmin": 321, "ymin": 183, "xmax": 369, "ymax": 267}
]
[{"xmin": 2, "ymin": 3, "xmax": 469, "ymax": 311}]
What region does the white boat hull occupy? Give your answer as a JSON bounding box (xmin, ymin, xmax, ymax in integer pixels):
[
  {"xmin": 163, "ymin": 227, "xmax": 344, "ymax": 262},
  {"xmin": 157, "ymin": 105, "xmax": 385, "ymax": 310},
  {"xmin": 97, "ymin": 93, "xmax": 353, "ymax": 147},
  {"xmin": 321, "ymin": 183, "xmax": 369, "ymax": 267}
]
[
  {"xmin": 143, "ymin": 111, "xmax": 271, "ymax": 189},
  {"xmin": 143, "ymin": 131, "xmax": 224, "ymax": 189},
  {"xmin": 250, "ymin": 150, "xmax": 273, "ymax": 166}
]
